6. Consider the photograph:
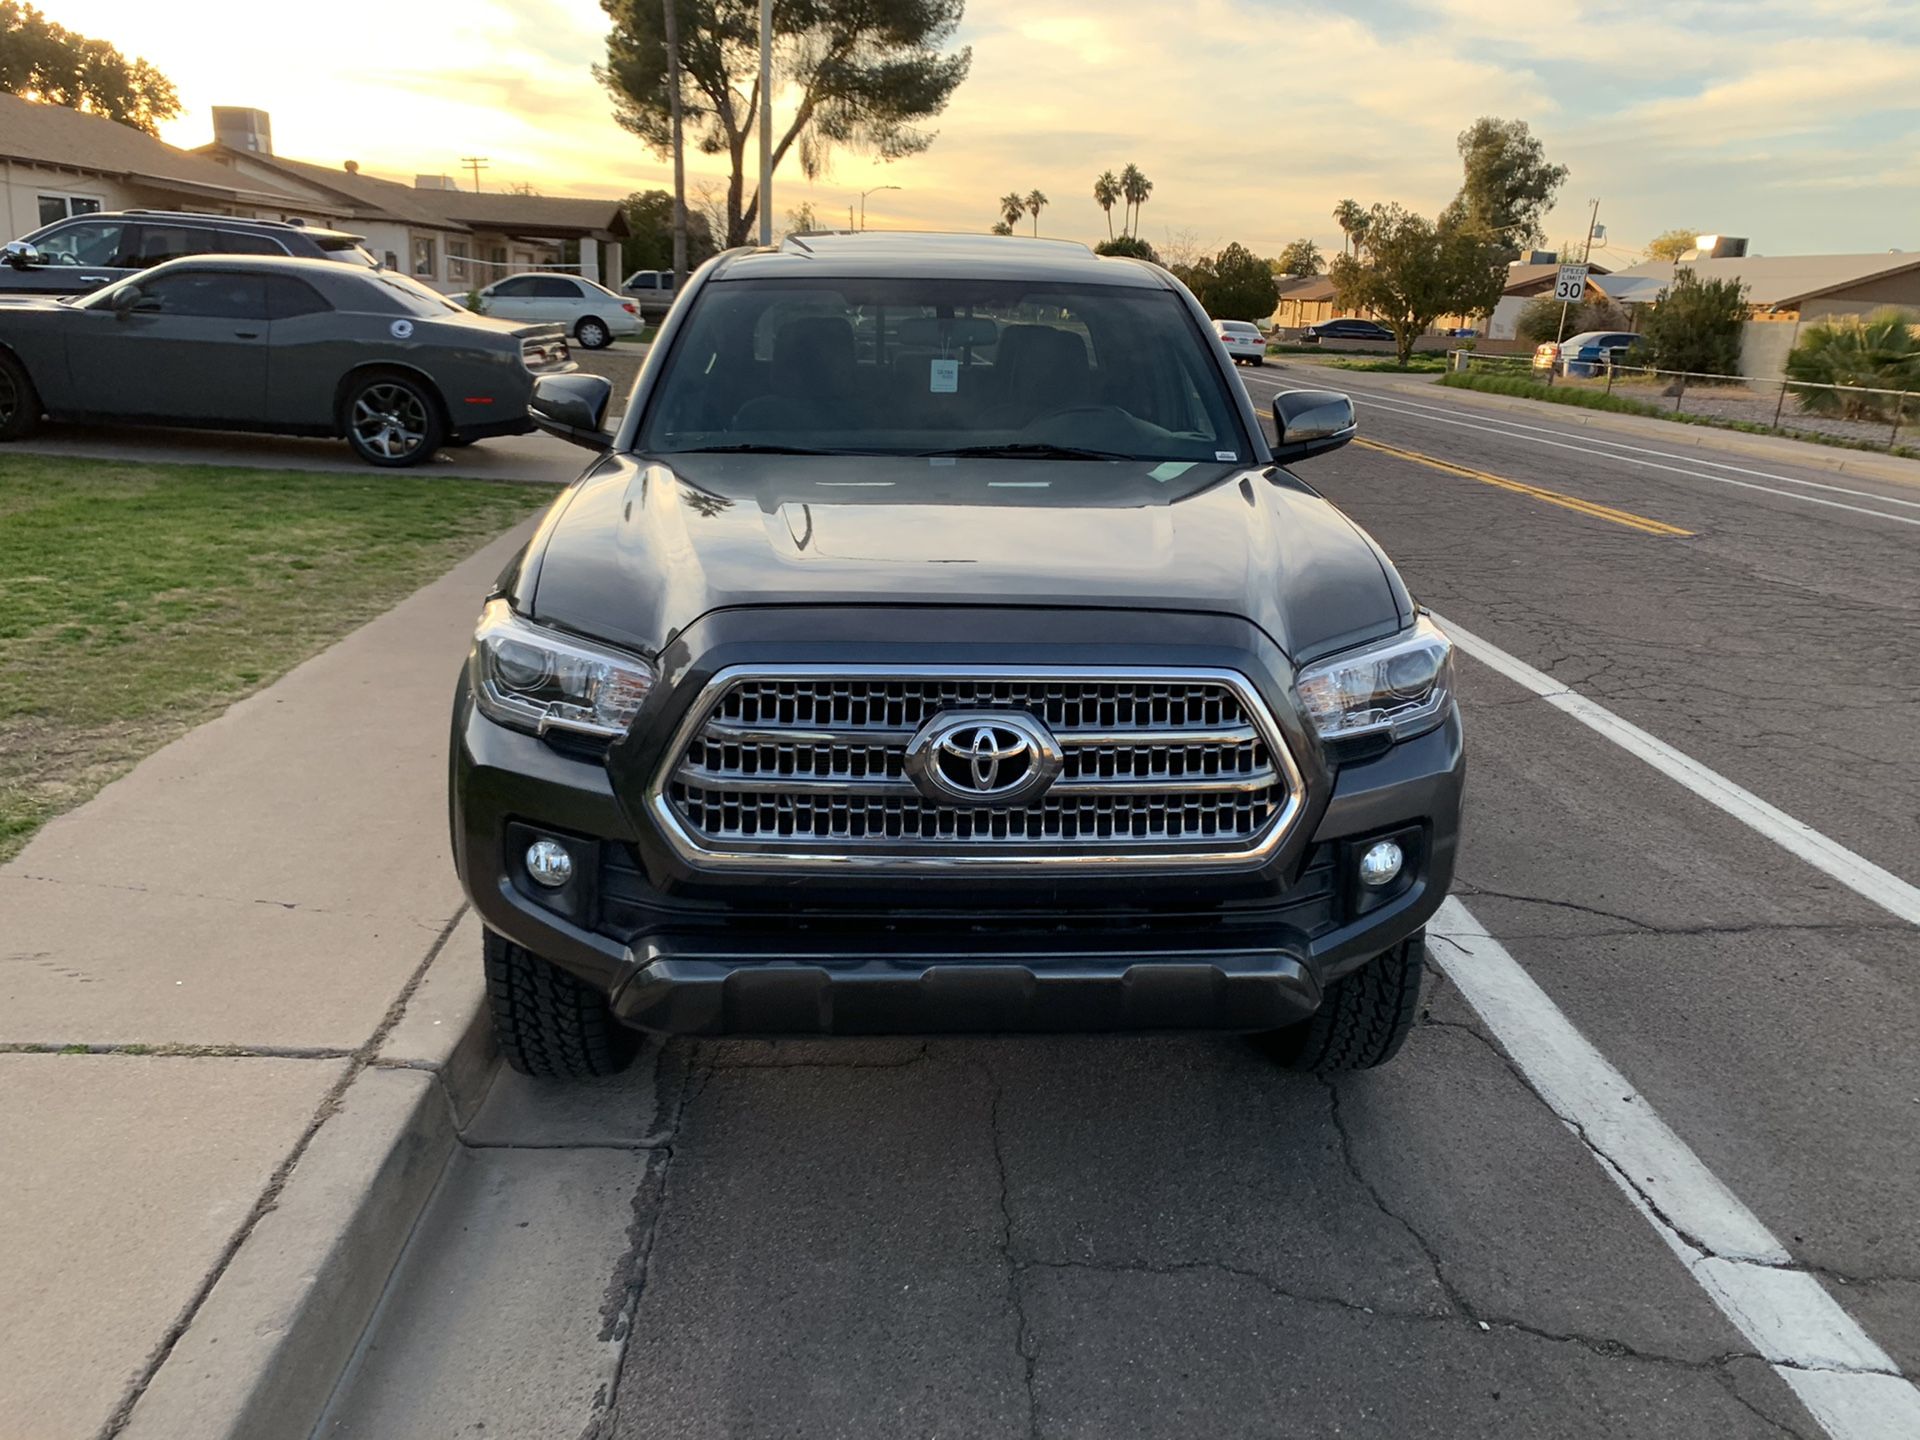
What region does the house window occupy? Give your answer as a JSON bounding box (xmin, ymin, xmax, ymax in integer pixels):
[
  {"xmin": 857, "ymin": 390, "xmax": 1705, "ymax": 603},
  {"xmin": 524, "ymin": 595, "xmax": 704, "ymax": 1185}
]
[
  {"xmin": 38, "ymin": 194, "xmax": 104, "ymax": 227},
  {"xmin": 412, "ymin": 235, "xmax": 437, "ymax": 279},
  {"xmin": 448, "ymin": 239, "xmax": 471, "ymax": 284}
]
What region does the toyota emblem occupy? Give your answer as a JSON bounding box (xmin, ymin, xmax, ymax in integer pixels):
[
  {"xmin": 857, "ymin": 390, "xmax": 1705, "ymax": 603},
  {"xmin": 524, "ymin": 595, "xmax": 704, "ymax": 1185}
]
[{"xmin": 903, "ymin": 710, "xmax": 1063, "ymax": 807}]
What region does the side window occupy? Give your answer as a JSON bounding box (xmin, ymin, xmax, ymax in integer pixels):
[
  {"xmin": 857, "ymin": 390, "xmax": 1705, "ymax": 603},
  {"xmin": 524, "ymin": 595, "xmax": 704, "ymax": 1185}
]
[
  {"xmin": 126, "ymin": 224, "xmax": 214, "ymax": 269},
  {"xmin": 220, "ymin": 231, "xmax": 287, "ymax": 256},
  {"xmin": 532, "ymin": 276, "xmax": 580, "ymax": 298},
  {"xmin": 34, "ymin": 220, "xmax": 129, "ymax": 268},
  {"xmin": 266, "ymin": 276, "xmax": 331, "ymax": 319},
  {"xmin": 133, "ymin": 272, "xmax": 271, "ymax": 320},
  {"xmin": 491, "ymin": 276, "xmax": 534, "ymax": 298}
]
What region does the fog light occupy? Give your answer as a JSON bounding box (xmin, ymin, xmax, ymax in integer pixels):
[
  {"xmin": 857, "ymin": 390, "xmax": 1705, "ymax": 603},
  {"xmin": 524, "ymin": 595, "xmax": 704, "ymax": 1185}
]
[
  {"xmin": 1359, "ymin": 840, "xmax": 1404, "ymax": 888},
  {"xmin": 525, "ymin": 838, "xmax": 574, "ymax": 888}
]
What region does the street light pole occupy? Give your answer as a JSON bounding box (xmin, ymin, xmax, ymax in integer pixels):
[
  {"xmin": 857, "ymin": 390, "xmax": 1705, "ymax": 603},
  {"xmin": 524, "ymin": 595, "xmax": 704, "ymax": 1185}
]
[
  {"xmin": 858, "ymin": 184, "xmax": 901, "ymax": 230},
  {"xmin": 757, "ymin": 0, "xmax": 772, "ymax": 246}
]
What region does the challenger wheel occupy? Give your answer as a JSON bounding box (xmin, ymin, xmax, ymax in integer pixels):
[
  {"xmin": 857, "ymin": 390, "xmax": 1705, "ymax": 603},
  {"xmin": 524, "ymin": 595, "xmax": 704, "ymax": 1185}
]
[
  {"xmin": 483, "ymin": 929, "xmax": 638, "ymax": 1078},
  {"xmin": 343, "ymin": 372, "xmax": 444, "ymax": 467},
  {"xmin": 0, "ymin": 351, "xmax": 42, "ymax": 440},
  {"xmin": 575, "ymin": 316, "xmax": 612, "ymax": 350},
  {"xmin": 1262, "ymin": 932, "xmax": 1425, "ymax": 1072}
]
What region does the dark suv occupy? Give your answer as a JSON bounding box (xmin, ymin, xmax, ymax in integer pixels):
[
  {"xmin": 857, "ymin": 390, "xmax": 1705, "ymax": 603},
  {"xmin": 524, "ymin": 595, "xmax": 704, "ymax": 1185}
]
[
  {"xmin": 450, "ymin": 234, "xmax": 1464, "ymax": 1078},
  {"xmin": 0, "ymin": 210, "xmax": 376, "ymax": 296}
]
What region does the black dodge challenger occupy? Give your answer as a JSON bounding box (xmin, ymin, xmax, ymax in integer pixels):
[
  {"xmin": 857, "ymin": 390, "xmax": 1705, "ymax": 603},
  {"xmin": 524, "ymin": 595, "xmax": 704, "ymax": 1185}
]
[{"xmin": 0, "ymin": 254, "xmax": 574, "ymax": 466}]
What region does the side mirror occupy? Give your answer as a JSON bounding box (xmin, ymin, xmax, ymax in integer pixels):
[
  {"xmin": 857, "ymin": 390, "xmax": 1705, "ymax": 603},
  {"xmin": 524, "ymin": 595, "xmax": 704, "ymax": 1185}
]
[
  {"xmin": 1268, "ymin": 388, "xmax": 1356, "ymax": 464},
  {"xmin": 2, "ymin": 240, "xmax": 41, "ymax": 270},
  {"xmin": 529, "ymin": 373, "xmax": 616, "ymax": 451}
]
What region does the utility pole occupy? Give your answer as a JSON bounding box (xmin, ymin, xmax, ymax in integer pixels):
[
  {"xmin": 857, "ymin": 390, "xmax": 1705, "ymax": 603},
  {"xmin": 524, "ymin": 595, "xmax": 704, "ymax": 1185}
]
[
  {"xmin": 663, "ymin": 0, "xmax": 687, "ymax": 287},
  {"xmin": 460, "ymin": 157, "xmax": 490, "ymax": 193},
  {"xmin": 1556, "ymin": 198, "xmax": 1601, "ymax": 343},
  {"xmin": 757, "ymin": 0, "xmax": 773, "ymax": 246}
]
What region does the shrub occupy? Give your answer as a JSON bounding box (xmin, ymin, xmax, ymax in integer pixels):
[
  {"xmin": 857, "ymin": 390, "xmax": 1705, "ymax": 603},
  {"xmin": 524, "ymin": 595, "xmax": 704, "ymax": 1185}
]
[
  {"xmin": 1637, "ymin": 268, "xmax": 1746, "ymax": 376},
  {"xmin": 1784, "ymin": 308, "xmax": 1920, "ymax": 420},
  {"xmin": 1514, "ymin": 293, "xmax": 1629, "ymax": 346},
  {"xmin": 1094, "ymin": 235, "xmax": 1159, "ymax": 263}
]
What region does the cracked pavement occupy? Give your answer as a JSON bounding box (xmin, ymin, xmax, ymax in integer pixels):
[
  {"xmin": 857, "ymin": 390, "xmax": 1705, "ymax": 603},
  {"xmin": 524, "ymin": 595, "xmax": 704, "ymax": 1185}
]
[{"xmin": 312, "ymin": 381, "xmax": 1920, "ymax": 1438}]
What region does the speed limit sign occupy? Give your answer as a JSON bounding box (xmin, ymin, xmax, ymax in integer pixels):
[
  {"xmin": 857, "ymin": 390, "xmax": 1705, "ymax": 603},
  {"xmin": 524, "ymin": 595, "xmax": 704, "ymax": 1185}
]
[{"xmin": 1554, "ymin": 263, "xmax": 1589, "ymax": 301}]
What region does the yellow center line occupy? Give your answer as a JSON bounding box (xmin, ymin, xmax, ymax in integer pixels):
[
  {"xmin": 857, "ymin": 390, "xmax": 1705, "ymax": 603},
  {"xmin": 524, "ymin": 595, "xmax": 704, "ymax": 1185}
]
[
  {"xmin": 1353, "ymin": 437, "xmax": 1694, "ymax": 536},
  {"xmin": 1255, "ymin": 409, "xmax": 1693, "ymax": 537}
]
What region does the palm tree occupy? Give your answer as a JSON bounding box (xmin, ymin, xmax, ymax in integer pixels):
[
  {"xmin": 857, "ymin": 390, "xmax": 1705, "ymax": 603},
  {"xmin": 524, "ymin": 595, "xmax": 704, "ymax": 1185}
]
[
  {"xmin": 1093, "ymin": 170, "xmax": 1120, "ymax": 239},
  {"xmin": 1119, "ymin": 164, "xmax": 1152, "ymax": 238},
  {"xmin": 999, "ymin": 192, "xmax": 1026, "ymax": 232},
  {"xmin": 1332, "ymin": 199, "xmax": 1368, "ymax": 259},
  {"xmin": 990, "ymin": 220, "xmax": 1013, "ymax": 236},
  {"xmin": 1025, "ymin": 189, "xmax": 1049, "ymax": 236}
]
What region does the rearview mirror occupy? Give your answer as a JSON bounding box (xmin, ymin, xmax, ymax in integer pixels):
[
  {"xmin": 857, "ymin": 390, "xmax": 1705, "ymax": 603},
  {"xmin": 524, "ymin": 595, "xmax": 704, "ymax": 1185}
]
[
  {"xmin": 2, "ymin": 240, "xmax": 42, "ymax": 270},
  {"xmin": 529, "ymin": 373, "xmax": 616, "ymax": 451},
  {"xmin": 1268, "ymin": 388, "xmax": 1356, "ymax": 464}
]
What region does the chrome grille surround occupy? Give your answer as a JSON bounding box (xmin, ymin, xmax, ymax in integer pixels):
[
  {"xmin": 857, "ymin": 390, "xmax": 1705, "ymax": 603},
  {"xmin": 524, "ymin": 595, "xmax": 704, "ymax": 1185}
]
[{"xmin": 647, "ymin": 666, "xmax": 1305, "ymax": 872}]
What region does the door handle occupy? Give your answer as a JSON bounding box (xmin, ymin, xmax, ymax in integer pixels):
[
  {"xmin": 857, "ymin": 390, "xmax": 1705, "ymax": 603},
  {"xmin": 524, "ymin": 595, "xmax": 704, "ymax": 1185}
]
[
  {"xmin": 234, "ymin": 330, "xmax": 261, "ymax": 339},
  {"xmin": 79, "ymin": 274, "xmax": 112, "ymax": 283}
]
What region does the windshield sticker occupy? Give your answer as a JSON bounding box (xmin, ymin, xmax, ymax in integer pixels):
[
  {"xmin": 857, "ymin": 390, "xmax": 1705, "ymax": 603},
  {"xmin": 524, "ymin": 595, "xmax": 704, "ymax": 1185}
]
[
  {"xmin": 390, "ymin": 319, "xmax": 415, "ymax": 339},
  {"xmin": 1214, "ymin": 450, "xmax": 1238, "ymax": 462},
  {"xmin": 929, "ymin": 358, "xmax": 959, "ymax": 393},
  {"xmin": 1149, "ymin": 461, "xmax": 1196, "ymax": 482}
]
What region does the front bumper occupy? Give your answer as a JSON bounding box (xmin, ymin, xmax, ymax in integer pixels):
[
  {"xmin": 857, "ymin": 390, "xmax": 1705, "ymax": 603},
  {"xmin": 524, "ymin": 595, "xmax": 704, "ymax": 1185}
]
[{"xmin": 450, "ymin": 680, "xmax": 1463, "ymax": 1036}]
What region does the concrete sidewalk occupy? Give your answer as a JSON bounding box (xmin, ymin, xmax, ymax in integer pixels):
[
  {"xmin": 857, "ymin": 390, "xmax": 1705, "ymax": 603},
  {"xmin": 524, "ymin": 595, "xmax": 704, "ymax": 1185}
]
[{"xmin": 0, "ymin": 522, "xmax": 533, "ymax": 1439}]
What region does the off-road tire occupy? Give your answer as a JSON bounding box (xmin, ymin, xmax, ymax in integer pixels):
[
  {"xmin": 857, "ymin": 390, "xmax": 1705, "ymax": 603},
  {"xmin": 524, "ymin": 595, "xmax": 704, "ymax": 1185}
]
[
  {"xmin": 0, "ymin": 350, "xmax": 43, "ymax": 440},
  {"xmin": 483, "ymin": 929, "xmax": 638, "ymax": 1078},
  {"xmin": 1265, "ymin": 932, "xmax": 1425, "ymax": 1072},
  {"xmin": 575, "ymin": 316, "xmax": 612, "ymax": 349}
]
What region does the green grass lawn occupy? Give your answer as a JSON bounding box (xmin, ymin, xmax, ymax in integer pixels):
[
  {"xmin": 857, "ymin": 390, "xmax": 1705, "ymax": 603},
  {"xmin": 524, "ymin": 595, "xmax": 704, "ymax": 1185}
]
[{"xmin": 0, "ymin": 457, "xmax": 549, "ymax": 861}]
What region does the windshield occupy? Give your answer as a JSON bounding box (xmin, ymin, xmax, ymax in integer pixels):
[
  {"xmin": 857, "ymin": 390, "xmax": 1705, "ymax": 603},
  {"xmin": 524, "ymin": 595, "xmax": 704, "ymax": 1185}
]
[
  {"xmin": 363, "ymin": 270, "xmax": 467, "ymax": 315},
  {"xmin": 639, "ymin": 277, "xmax": 1249, "ymax": 463},
  {"xmin": 318, "ymin": 238, "xmax": 380, "ymax": 268}
]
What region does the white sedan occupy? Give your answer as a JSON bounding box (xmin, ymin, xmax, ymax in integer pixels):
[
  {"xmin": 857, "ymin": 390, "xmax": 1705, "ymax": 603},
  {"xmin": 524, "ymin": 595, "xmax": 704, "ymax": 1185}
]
[
  {"xmin": 471, "ymin": 273, "xmax": 642, "ymax": 350},
  {"xmin": 1214, "ymin": 319, "xmax": 1268, "ymax": 366}
]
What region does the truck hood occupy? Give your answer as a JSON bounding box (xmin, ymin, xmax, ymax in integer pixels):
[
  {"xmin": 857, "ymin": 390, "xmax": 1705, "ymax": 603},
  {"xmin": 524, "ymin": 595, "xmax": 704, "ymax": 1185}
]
[{"xmin": 529, "ymin": 453, "xmax": 1408, "ymax": 663}]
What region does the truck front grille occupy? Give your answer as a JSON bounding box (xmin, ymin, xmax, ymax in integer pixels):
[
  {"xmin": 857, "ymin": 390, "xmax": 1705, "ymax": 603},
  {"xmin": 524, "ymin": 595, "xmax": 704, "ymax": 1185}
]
[{"xmin": 649, "ymin": 667, "xmax": 1303, "ymax": 871}]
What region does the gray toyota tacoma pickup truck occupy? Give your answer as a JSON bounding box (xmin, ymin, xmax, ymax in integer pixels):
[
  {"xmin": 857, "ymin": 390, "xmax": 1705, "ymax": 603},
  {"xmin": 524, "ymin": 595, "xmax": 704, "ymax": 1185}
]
[{"xmin": 449, "ymin": 232, "xmax": 1463, "ymax": 1078}]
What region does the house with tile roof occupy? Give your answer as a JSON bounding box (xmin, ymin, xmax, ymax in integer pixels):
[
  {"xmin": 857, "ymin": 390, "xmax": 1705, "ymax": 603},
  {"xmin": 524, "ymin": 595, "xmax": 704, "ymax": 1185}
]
[{"xmin": 1, "ymin": 96, "xmax": 629, "ymax": 294}]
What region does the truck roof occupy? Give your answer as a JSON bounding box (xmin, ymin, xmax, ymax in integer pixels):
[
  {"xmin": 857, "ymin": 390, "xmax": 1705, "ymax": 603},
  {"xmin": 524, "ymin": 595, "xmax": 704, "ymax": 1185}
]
[{"xmin": 712, "ymin": 231, "xmax": 1169, "ymax": 289}]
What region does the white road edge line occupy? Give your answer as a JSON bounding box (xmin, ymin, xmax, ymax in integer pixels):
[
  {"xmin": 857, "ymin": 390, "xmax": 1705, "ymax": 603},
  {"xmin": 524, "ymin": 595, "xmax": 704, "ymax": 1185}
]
[
  {"xmin": 1323, "ymin": 383, "xmax": 1920, "ymax": 511},
  {"xmin": 1241, "ymin": 370, "xmax": 1920, "ymax": 525},
  {"xmin": 1347, "ymin": 394, "xmax": 1920, "ymax": 526},
  {"xmin": 1432, "ymin": 612, "xmax": 1920, "ymax": 929},
  {"xmin": 1430, "ymin": 897, "xmax": 1920, "ymax": 1440}
]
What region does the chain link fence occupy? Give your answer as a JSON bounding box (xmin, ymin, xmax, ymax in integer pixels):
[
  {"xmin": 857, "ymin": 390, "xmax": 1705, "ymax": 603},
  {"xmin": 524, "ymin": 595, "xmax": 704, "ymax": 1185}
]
[{"xmin": 1445, "ymin": 350, "xmax": 1918, "ymax": 453}]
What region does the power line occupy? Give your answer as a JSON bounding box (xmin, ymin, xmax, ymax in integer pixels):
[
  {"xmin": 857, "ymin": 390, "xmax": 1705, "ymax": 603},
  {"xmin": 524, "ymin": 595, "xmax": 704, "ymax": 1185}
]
[{"xmin": 460, "ymin": 156, "xmax": 490, "ymax": 193}]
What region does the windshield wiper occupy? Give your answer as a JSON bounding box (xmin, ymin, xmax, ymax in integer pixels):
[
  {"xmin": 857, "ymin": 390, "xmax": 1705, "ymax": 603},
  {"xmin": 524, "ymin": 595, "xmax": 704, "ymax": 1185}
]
[
  {"xmin": 678, "ymin": 442, "xmax": 842, "ymax": 456},
  {"xmin": 919, "ymin": 443, "xmax": 1134, "ymax": 461}
]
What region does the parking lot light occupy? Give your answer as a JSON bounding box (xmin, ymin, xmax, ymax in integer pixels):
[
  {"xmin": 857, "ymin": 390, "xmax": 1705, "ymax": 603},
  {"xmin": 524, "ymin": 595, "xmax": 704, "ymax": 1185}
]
[
  {"xmin": 1359, "ymin": 840, "xmax": 1404, "ymax": 888},
  {"xmin": 525, "ymin": 838, "xmax": 575, "ymax": 888}
]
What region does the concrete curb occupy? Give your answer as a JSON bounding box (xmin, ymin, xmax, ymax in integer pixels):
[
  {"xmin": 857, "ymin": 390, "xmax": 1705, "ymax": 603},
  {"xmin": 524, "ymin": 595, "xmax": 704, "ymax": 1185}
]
[
  {"xmin": 117, "ymin": 916, "xmax": 498, "ymax": 1440},
  {"xmin": 1277, "ymin": 362, "xmax": 1920, "ymax": 487}
]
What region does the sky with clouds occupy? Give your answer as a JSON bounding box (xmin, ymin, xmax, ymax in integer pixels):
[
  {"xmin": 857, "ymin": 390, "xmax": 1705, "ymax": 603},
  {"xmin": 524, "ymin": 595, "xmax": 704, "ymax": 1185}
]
[{"xmin": 48, "ymin": 0, "xmax": 1920, "ymax": 263}]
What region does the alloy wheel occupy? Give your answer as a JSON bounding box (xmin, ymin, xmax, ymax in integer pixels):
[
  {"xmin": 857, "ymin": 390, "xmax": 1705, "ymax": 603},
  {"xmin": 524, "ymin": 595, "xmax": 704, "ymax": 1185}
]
[{"xmin": 350, "ymin": 382, "xmax": 429, "ymax": 460}]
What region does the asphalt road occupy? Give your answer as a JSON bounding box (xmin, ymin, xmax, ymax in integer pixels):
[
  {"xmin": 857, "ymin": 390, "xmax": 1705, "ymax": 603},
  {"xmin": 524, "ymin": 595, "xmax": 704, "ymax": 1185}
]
[{"xmin": 313, "ymin": 369, "xmax": 1920, "ymax": 1440}]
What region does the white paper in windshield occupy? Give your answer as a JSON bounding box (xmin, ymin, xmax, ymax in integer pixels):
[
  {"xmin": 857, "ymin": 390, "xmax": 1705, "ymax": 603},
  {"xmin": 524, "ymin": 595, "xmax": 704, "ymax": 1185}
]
[{"xmin": 929, "ymin": 359, "xmax": 959, "ymax": 393}]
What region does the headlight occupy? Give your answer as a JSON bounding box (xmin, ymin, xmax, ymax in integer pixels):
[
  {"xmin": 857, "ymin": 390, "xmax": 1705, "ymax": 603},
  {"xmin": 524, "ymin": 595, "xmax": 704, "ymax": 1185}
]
[
  {"xmin": 468, "ymin": 599, "xmax": 655, "ymax": 739},
  {"xmin": 1295, "ymin": 615, "xmax": 1454, "ymax": 742}
]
